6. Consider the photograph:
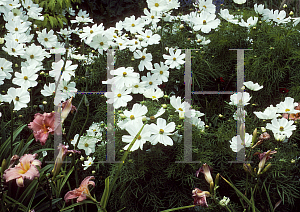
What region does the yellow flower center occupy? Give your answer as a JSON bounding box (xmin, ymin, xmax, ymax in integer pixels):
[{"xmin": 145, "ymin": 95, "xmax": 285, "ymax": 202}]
[
  {"xmin": 1, "ymin": 67, "xmax": 3, "ymax": 70},
  {"xmin": 134, "ymin": 85, "xmax": 139, "ymax": 88},
  {"xmin": 151, "ymin": 15, "xmax": 154, "ymax": 19},
  {"xmin": 130, "ymin": 115, "xmax": 134, "ymax": 120},
  {"xmin": 150, "ymin": 116, "xmax": 155, "ymax": 120},
  {"xmin": 12, "ymin": 48, "xmax": 16, "ymax": 52},
  {"xmin": 27, "ymin": 6, "xmax": 30, "ymax": 9},
  {"xmin": 119, "ymin": 43, "xmax": 122, "ymax": 46},
  {"xmin": 147, "ymin": 35, "xmax": 150, "ymax": 38},
  {"xmin": 285, "ymin": 109, "xmax": 290, "ymax": 112},
  {"xmin": 85, "ymin": 143, "xmax": 89, "ymax": 147},
  {"xmin": 155, "ymin": 3, "xmax": 159, "ymax": 7},
  {"xmin": 64, "ymin": 86, "xmax": 68, "ymax": 90},
  {"xmin": 203, "ymin": 20, "xmax": 207, "ymax": 25},
  {"xmin": 30, "ymin": 55, "xmax": 34, "ymax": 59},
  {"xmin": 131, "ymin": 24, "xmax": 135, "ymax": 27},
  {"xmin": 123, "ymin": 72, "xmax": 127, "ymax": 76},
  {"xmin": 15, "ymin": 39, "xmax": 18, "ymax": 42},
  {"xmin": 279, "ymin": 126, "xmax": 284, "ymax": 131},
  {"xmin": 81, "ymin": 16, "xmax": 84, "ymax": 18},
  {"xmin": 44, "ymin": 38, "xmax": 48, "ymax": 41},
  {"xmin": 135, "ymin": 41, "xmax": 138, "ymax": 44},
  {"xmin": 14, "ymin": 13, "xmax": 17, "ymax": 16},
  {"xmin": 173, "ymin": 57, "xmax": 176, "ymax": 61},
  {"xmin": 141, "ymin": 55, "xmax": 146, "ymax": 60},
  {"xmin": 90, "ymin": 30, "xmax": 93, "ymax": 33},
  {"xmin": 178, "ymin": 108, "xmax": 183, "ymax": 111},
  {"xmin": 203, "ymin": 5, "xmax": 207, "ymax": 8},
  {"xmin": 137, "ymin": 135, "xmax": 141, "ymax": 140},
  {"xmin": 117, "ymin": 93, "xmax": 121, "ymax": 97},
  {"xmin": 159, "ymin": 129, "xmax": 164, "ymax": 134},
  {"xmin": 149, "ymin": 81, "xmax": 153, "ymax": 85},
  {"xmin": 160, "ymin": 71, "xmax": 163, "ymax": 74},
  {"xmin": 15, "ymin": 96, "xmax": 19, "ymax": 101},
  {"xmin": 24, "ymin": 76, "xmax": 28, "ymax": 80},
  {"xmin": 152, "ymin": 96, "xmax": 156, "ymax": 99},
  {"xmin": 15, "ymin": 27, "xmax": 18, "ymax": 31},
  {"xmin": 100, "ymin": 42, "xmax": 104, "ymax": 46}
]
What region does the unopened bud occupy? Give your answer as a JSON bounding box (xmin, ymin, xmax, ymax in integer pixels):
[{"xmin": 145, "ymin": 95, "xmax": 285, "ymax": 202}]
[
  {"xmin": 162, "ymin": 104, "xmax": 167, "ymax": 109},
  {"xmin": 119, "ymin": 114, "xmax": 126, "ymax": 119},
  {"xmin": 283, "ymin": 4, "xmax": 287, "ymax": 8},
  {"xmin": 92, "ymin": 170, "xmax": 96, "ymax": 174},
  {"xmin": 15, "ymin": 64, "xmax": 18, "ymax": 67},
  {"xmin": 142, "ymin": 116, "xmax": 147, "ymax": 122},
  {"xmin": 80, "ymin": 156, "xmax": 85, "ymax": 161},
  {"xmin": 289, "ymin": 11, "xmax": 294, "ymax": 16},
  {"xmin": 261, "ymin": 163, "xmax": 272, "ymax": 174}
]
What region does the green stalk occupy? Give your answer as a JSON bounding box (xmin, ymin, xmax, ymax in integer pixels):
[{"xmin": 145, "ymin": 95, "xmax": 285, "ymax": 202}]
[
  {"xmin": 102, "ymin": 123, "xmax": 146, "ymax": 209},
  {"xmin": 160, "ymin": 205, "xmax": 196, "ymax": 212},
  {"xmin": 10, "ymin": 101, "xmax": 14, "ymax": 157}
]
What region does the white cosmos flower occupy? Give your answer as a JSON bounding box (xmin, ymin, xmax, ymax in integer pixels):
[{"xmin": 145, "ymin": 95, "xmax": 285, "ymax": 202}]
[
  {"xmin": 105, "ymin": 87, "xmax": 132, "ymax": 109},
  {"xmin": 49, "ymin": 59, "xmax": 78, "ymax": 83},
  {"xmin": 117, "ymin": 103, "xmax": 148, "ymax": 129},
  {"xmin": 151, "ymin": 62, "xmax": 169, "ymax": 83},
  {"xmin": 147, "ymin": 0, "xmax": 168, "ymax": 12},
  {"xmin": 141, "ymin": 72, "xmax": 162, "ymax": 90},
  {"xmin": 243, "ymin": 81, "xmax": 263, "ymax": 91},
  {"xmin": 82, "ymin": 157, "xmax": 95, "ymax": 170},
  {"xmin": 12, "ymin": 66, "xmax": 38, "ymax": 89},
  {"xmin": 2, "ymin": 40, "xmax": 25, "ymax": 57},
  {"xmin": 37, "ymin": 28, "xmax": 58, "ymax": 48},
  {"xmin": 41, "ymin": 83, "xmax": 56, "ymax": 97},
  {"xmin": 76, "ymin": 135, "xmax": 98, "ymax": 155},
  {"xmin": 229, "ymin": 133, "xmax": 252, "ymax": 152},
  {"xmin": 134, "ymin": 48, "xmax": 153, "ymax": 71},
  {"xmin": 122, "ymin": 120, "xmax": 151, "ymax": 151},
  {"xmin": 170, "ymin": 96, "xmax": 191, "ymax": 113},
  {"xmin": 276, "ymin": 97, "xmax": 299, "ymax": 114},
  {"xmin": 266, "ymin": 118, "xmax": 296, "ymax": 138},
  {"xmin": 108, "ymin": 67, "xmax": 139, "ymax": 90},
  {"xmin": 163, "ymin": 48, "xmax": 185, "ymax": 69},
  {"xmin": 192, "ymin": 11, "xmax": 220, "ymax": 33},
  {"xmin": 239, "ymin": 16, "xmax": 258, "ymax": 28},
  {"xmin": 149, "ymin": 118, "xmax": 175, "ymax": 146},
  {"xmin": 233, "ymin": 0, "xmax": 246, "ymax": 4},
  {"xmin": 229, "ymin": 92, "xmax": 252, "ymax": 106},
  {"xmin": 194, "ymin": 0, "xmax": 216, "ymax": 14},
  {"xmin": 254, "ymin": 105, "xmax": 280, "ymax": 119},
  {"xmin": 2, "ymin": 87, "xmax": 30, "ymax": 111},
  {"xmin": 143, "ymin": 88, "xmax": 164, "ymax": 101},
  {"xmin": 0, "ymin": 58, "xmax": 13, "ymax": 79}
]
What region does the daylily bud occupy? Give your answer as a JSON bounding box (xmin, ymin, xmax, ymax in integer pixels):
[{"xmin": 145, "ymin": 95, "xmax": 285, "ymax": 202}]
[
  {"xmin": 215, "ymin": 173, "xmax": 220, "ymax": 187},
  {"xmin": 261, "ymin": 163, "xmax": 272, "ymax": 174},
  {"xmin": 243, "ymin": 163, "xmax": 253, "ymax": 176},
  {"xmin": 251, "ymin": 128, "xmax": 257, "ymax": 146},
  {"xmin": 196, "ymin": 163, "xmax": 214, "ymax": 186},
  {"xmin": 210, "ymin": 181, "xmax": 214, "ymax": 194},
  {"xmin": 1, "ymin": 159, "xmax": 6, "ymax": 175},
  {"xmin": 61, "ymin": 97, "xmax": 76, "ymax": 124}
]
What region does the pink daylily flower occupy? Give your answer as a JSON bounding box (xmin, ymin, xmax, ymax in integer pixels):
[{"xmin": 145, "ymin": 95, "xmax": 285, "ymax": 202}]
[
  {"xmin": 192, "ymin": 188, "xmax": 210, "ymax": 207},
  {"xmin": 64, "ymin": 176, "xmax": 95, "ymax": 203},
  {"xmin": 28, "ymin": 112, "xmax": 56, "ymax": 145},
  {"xmin": 3, "ymin": 153, "xmax": 42, "ymax": 187}
]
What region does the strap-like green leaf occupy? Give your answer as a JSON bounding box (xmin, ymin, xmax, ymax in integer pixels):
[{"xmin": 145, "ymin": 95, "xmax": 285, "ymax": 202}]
[
  {"xmin": 58, "ymin": 166, "xmax": 75, "ymax": 196},
  {"xmin": 100, "ymin": 176, "xmax": 110, "ymax": 209}
]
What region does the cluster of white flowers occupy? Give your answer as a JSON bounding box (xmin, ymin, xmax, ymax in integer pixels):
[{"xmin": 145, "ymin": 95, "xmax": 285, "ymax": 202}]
[
  {"xmin": 71, "ymin": 122, "xmax": 105, "ymax": 156},
  {"xmin": 228, "ymin": 80, "xmax": 299, "ymax": 152}
]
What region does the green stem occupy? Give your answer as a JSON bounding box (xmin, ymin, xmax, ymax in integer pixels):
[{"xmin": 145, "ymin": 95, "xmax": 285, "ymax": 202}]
[
  {"xmin": 160, "ymin": 205, "xmax": 196, "ymax": 212},
  {"xmin": 103, "ymin": 123, "xmax": 146, "ymax": 209},
  {"xmin": 10, "ymin": 101, "xmax": 14, "ymax": 157}
]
